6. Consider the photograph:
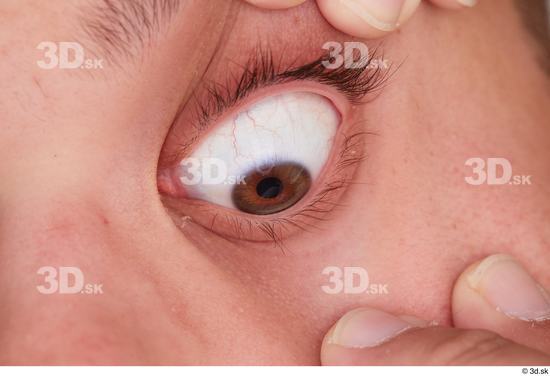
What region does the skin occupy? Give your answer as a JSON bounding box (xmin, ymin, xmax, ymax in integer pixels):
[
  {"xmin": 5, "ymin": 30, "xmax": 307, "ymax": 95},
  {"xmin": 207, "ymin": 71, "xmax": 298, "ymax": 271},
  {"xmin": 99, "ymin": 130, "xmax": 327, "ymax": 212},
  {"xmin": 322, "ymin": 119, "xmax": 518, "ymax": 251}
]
[
  {"xmin": 245, "ymin": 0, "xmax": 475, "ymax": 38},
  {"xmin": 321, "ymin": 256, "xmax": 550, "ymax": 365},
  {"xmin": 0, "ymin": 0, "xmax": 549, "ymax": 365}
]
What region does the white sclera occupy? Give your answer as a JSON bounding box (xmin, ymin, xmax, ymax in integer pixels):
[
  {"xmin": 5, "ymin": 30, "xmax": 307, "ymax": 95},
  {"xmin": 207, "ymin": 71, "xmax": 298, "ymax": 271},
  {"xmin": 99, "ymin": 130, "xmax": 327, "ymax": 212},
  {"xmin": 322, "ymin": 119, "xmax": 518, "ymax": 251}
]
[{"xmin": 179, "ymin": 91, "xmax": 340, "ymax": 209}]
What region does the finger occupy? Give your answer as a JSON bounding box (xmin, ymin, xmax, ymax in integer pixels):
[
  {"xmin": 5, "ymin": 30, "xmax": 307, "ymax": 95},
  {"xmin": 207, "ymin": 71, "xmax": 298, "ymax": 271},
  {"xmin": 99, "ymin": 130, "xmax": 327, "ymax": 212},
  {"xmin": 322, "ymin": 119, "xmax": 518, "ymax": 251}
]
[
  {"xmin": 453, "ymin": 253, "xmax": 550, "ymax": 355},
  {"xmin": 428, "ymin": 0, "xmax": 477, "ymax": 10},
  {"xmin": 315, "ymin": 0, "xmax": 421, "ymax": 39},
  {"xmin": 242, "ymin": 0, "xmax": 307, "ymax": 10},
  {"xmin": 320, "ymin": 307, "xmax": 550, "ymax": 365}
]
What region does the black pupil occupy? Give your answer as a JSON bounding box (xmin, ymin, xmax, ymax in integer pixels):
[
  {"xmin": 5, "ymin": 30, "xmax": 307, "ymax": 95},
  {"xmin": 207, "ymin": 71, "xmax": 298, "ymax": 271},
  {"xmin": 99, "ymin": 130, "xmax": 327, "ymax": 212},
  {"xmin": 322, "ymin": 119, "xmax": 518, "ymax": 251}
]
[{"xmin": 256, "ymin": 177, "xmax": 283, "ymax": 199}]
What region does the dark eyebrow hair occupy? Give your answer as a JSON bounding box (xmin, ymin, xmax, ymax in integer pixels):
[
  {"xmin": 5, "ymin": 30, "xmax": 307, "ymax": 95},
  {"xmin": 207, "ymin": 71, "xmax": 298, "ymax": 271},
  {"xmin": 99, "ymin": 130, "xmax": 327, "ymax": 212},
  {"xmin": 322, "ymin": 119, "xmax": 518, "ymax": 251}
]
[{"xmin": 77, "ymin": 0, "xmax": 181, "ymax": 65}]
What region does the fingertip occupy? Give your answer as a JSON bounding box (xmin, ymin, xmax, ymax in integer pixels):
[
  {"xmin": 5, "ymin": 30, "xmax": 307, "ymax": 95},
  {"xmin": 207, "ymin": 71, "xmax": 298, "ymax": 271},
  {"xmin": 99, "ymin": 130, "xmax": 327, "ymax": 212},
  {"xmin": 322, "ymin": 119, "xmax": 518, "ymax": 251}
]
[
  {"xmin": 242, "ymin": 0, "xmax": 307, "ymax": 10},
  {"xmin": 452, "ymin": 258, "xmax": 488, "ymax": 326},
  {"xmin": 320, "ymin": 322, "xmax": 339, "ymax": 365},
  {"xmin": 428, "ymin": 0, "xmax": 478, "ymax": 10},
  {"xmin": 454, "ymin": 254, "xmax": 550, "ymax": 324},
  {"xmin": 397, "ymin": 0, "xmax": 421, "ymax": 26},
  {"xmin": 316, "ymin": 0, "xmax": 420, "ymax": 39},
  {"xmin": 320, "ymin": 307, "xmax": 425, "ymax": 365},
  {"xmin": 316, "ymin": 0, "xmax": 390, "ymax": 39}
]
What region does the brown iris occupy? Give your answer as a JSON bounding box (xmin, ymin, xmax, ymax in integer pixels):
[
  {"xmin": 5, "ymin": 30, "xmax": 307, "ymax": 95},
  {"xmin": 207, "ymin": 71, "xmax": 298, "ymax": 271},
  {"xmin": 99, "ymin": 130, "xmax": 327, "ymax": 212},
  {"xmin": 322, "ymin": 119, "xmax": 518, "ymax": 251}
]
[{"xmin": 232, "ymin": 162, "xmax": 312, "ymax": 215}]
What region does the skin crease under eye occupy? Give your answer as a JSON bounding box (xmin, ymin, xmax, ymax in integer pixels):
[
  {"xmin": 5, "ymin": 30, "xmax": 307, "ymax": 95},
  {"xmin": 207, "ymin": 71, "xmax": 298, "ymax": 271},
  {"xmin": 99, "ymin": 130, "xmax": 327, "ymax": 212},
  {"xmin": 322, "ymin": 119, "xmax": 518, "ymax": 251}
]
[{"xmin": 173, "ymin": 91, "xmax": 340, "ymax": 209}]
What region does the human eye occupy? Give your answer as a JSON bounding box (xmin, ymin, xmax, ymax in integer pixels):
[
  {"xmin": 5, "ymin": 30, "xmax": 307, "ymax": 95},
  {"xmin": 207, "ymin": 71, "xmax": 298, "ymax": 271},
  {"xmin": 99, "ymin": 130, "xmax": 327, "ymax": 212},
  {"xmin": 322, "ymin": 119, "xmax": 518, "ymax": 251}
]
[{"xmin": 157, "ymin": 49, "xmax": 388, "ymax": 247}]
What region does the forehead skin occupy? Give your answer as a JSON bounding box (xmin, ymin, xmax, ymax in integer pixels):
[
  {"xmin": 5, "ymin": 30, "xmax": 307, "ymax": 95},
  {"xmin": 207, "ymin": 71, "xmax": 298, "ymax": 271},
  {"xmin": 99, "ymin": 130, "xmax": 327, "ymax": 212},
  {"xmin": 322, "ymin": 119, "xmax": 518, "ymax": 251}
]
[{"xmin": 0, "ymin": 0, "xmax": 549, "ymax": 365}]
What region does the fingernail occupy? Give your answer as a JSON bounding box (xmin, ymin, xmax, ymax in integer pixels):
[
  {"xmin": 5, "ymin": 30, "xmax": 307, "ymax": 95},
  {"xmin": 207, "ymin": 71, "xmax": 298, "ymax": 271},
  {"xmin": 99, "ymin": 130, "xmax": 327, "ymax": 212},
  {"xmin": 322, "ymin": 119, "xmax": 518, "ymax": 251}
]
[
  {"xmin": 245, "ymin": 0, "xmax": 306, "ymax": 9},
  {"xmin": 397, "ymin": 0, "xmax": 421, "ymax": 25},
  {"xmin": 457, "ymin": 0, "xmax": 477, "ymax": 7},
  {"xmin": 468, "ymin": 254, "xmax": 550, "ymax": 321},
  {"xmin": 326, "ymin": 308, "xmax": 419, "ymax": 348},
  {"xmin": 340, "ymin": 0, "xmax": 407, "ymax": 32}
]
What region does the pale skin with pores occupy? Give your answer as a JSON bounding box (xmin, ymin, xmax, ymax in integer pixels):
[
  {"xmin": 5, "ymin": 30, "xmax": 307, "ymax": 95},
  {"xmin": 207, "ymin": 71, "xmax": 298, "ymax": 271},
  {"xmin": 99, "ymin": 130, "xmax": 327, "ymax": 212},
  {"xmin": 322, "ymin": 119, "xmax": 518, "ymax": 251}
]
[{"xmin": 0, "ymin": 0, "xmax": 549, "ymax": 365}]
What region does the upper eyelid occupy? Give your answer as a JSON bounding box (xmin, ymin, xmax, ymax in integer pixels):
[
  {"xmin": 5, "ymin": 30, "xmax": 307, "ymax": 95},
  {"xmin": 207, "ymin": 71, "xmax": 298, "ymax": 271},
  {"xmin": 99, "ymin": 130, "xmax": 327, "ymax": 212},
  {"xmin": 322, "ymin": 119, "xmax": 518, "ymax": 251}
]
[
  {"xmin": 190, "ymin": 46, "xmax": 392, "ymax": 131},
  {"xmin": 160, "ymin": 46, "xmax": 391, "ymax": 166}
]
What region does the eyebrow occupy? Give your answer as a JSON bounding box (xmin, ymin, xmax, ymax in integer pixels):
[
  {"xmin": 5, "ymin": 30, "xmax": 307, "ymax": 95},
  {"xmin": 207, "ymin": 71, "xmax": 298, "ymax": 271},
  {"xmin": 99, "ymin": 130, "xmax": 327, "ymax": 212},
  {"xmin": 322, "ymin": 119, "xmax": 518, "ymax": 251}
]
[{"xmin": 77, "ymin": 0, "xmax": 181, "ymax": 64}]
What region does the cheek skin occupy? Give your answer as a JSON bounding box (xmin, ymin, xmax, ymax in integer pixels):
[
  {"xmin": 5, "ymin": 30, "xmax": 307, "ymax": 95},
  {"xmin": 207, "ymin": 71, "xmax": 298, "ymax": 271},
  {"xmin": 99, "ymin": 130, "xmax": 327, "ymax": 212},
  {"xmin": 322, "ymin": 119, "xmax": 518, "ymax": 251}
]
[
  {"xmin": 164, "ymin": 2, "xmax": 550, "ymax": 365},
  {"xmin": 3, "ymin": 0, "xmax": 314, "ymax": 365},
  {"xmin": 325, "ymin": 0, "xmax": 550, "ymax": 327},
  {"xmin": 1, "ymin": 0, "xmax": 370, "ymax": 364}
]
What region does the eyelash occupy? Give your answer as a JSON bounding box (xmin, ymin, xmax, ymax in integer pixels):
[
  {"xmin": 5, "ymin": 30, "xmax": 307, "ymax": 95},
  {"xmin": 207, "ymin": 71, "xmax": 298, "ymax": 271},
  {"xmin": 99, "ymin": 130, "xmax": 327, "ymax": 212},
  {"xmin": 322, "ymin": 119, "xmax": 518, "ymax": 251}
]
[
  {"xmin": 163, "ymin": 47, "xmax": 390, "ymax": 164},
  {"xmin": 195, "ymin": 47, "xmax": 389, "ymax": 126},
  {"xmin": 159, "ymin": 47, "xmax": 389, "ymax": 250},
  {"xmin": 252, "ymin": 130, "xmax": 371, "ymax": 250},
  {"xmin": 162, "ymin": 129, "xmax": 370, "ymax": 251}
]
